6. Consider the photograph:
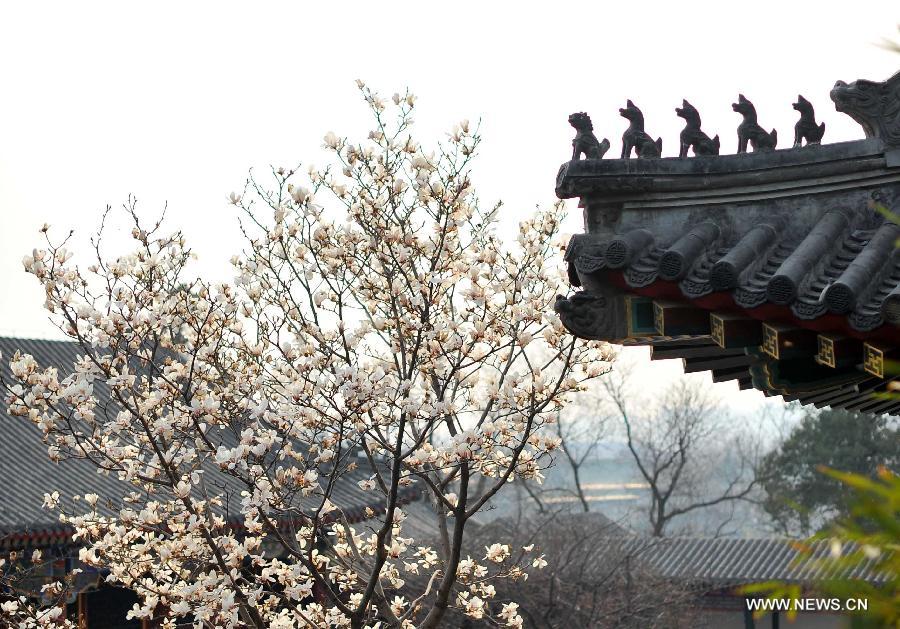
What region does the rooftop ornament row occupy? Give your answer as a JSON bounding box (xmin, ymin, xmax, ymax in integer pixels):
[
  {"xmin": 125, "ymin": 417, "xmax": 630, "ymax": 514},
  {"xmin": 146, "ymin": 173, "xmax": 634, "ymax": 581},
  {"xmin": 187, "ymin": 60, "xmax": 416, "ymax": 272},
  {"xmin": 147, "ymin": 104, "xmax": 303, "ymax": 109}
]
[{"xmin": 569, "ymin": 73, "xmax": 900, "ymax": 161}]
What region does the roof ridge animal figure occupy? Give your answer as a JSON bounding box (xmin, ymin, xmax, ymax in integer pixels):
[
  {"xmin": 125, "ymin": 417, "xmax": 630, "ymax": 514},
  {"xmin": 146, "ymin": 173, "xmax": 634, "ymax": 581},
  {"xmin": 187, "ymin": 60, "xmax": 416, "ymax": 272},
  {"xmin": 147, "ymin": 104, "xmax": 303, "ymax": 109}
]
[
  {"xmin": 568, "ymin": 112, "xmax": 610, "ymax": 160},
  {"xmin": 830, "ymin": 70, "xmax": 900, "ymax": 148},
  {"xmin": 620, "ymin": 100, "xmax": 662, "ymax": 158},
  {"xmin": 732, "ymin": 94, "xmax": 777, "ymax": 153},
  {"xmin": 675, "ymin": 99, "xmax": 720, "ymax": 157},
  {"xmin": 792, "ymin": 95, "xmax": 825, "ymax": 147}
]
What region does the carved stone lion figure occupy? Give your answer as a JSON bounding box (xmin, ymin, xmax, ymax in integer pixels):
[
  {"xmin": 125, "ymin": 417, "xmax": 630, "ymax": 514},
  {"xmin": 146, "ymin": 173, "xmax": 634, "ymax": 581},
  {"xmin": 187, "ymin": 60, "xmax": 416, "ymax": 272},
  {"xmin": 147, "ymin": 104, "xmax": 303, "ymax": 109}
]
[{"xmin": 568, "ymin": 112, "xmax": 611, "ymax": 160}]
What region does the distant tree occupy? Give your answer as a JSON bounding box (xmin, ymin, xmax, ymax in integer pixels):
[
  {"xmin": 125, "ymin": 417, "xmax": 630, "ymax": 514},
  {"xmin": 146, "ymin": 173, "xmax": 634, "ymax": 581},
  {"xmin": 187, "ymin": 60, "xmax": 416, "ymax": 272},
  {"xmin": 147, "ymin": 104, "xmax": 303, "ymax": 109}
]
[
  {"xmin": 605, "ymin": 374, "xmax": 763, "ymax": 537},
  {"xmin": 759, "ymin": 408, "xmax": 900, "ymax": 536}
]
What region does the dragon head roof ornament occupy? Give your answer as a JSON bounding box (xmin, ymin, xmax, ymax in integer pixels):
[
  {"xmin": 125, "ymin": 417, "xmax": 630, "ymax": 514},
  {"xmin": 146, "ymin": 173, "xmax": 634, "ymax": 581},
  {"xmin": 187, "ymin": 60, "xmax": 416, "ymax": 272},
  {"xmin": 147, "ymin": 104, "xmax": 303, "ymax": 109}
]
[{"xmin": 831, "ymin": 70, "xmax": 900, "ymax": 149}]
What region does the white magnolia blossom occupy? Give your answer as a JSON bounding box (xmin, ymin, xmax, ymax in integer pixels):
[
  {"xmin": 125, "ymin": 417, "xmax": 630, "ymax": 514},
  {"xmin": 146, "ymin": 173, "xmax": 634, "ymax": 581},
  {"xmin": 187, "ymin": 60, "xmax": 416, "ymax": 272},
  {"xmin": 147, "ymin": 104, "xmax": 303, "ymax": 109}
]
[{"xmin": 2, "ymin": 84, "xmax": 613, "ymax": 628}]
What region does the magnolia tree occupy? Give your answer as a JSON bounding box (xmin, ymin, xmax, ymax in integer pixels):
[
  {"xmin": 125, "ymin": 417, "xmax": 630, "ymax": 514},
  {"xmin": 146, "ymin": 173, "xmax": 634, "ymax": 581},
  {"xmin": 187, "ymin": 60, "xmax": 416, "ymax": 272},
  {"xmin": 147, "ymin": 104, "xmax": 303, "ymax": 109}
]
[{"xmin": 2, "ymin": 85, "xmax": 613, "ymax": 628}]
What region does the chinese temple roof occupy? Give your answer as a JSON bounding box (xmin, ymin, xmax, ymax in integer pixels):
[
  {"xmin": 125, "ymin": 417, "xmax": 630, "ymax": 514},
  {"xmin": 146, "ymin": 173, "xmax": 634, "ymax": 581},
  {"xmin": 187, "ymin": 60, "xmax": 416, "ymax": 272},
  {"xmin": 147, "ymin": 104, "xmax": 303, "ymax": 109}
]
[{"xmin": 556, "ymin": 71, "xmax": 900, "ymax": 412}]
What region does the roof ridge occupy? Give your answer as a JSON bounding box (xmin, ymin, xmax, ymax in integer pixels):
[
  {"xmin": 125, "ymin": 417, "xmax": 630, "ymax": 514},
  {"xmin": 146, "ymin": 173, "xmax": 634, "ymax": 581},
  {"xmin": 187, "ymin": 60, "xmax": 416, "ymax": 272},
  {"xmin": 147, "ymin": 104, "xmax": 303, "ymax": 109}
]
[{"xmin": 0, "ymin": 335, "xmax": 78, "ymax": 345}]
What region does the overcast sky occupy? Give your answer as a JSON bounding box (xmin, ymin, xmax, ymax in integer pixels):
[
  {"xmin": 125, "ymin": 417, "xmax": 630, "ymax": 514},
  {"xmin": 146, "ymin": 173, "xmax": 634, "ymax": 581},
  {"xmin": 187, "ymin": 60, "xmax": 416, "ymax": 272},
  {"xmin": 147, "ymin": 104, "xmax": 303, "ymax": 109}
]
[{"xmin": 1, "ymin": 2, "xmax": 897, "ymax": 409}]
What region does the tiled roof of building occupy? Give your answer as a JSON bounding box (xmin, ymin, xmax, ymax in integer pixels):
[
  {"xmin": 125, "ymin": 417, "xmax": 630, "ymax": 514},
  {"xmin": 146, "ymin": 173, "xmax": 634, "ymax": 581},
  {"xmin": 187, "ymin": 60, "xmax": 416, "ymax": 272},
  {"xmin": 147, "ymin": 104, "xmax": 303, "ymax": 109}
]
[
  {"xmin": 0, "ymin": 336, "xmax": 415, "ymax": 548},
  {"xmin": 0, "ymin": 337, "xmax": 131, "ymax": 535},
  {"xmin": 634, "ymin": 536, "xmax": 886, "ymax": 586},
  {"xmin": 566, "ymin": 209, "xmax": 900, "ymax": 336}
]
